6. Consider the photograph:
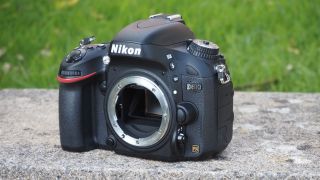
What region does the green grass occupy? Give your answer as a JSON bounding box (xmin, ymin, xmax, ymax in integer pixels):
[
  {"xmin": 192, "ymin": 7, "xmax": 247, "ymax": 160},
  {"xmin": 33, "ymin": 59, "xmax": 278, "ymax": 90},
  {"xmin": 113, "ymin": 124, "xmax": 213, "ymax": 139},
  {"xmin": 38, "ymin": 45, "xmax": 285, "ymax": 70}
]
[{"xmin": 0, "ymin": 0, "xmax": 319, "ymax": 91}]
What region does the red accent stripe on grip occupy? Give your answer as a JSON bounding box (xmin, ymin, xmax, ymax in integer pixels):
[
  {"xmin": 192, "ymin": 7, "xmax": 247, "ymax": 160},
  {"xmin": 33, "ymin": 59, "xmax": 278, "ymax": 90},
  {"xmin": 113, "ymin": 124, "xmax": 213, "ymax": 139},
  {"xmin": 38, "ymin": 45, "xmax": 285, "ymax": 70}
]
[{"xmin": 57, "ymin": 72, "xmax": 97, "ymax": 84}]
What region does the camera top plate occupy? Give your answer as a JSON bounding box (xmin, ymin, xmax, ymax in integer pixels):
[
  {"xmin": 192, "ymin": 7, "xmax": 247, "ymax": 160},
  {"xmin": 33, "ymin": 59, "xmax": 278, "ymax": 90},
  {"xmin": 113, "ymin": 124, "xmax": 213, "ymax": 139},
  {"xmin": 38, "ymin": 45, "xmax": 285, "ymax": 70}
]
[{"xmin": 112, "ymin": 14, "xmax": 194, "ymax": 46}]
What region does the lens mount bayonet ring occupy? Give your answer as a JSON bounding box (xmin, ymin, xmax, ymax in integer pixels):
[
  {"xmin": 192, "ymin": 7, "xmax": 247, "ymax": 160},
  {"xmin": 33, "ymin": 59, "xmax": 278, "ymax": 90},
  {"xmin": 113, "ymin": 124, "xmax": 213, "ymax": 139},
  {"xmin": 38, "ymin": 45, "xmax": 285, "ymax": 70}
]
[{"xmin": 107, "ymin": 76, "xmax": 170, "ymax": 147}]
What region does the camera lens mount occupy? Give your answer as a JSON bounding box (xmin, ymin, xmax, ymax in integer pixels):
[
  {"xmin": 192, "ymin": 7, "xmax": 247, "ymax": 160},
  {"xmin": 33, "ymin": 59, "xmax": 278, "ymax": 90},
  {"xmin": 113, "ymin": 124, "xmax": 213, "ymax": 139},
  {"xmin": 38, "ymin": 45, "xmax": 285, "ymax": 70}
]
[{"xmin": 107, "ymin": 76, "xmax": 171, "ymax": 147}]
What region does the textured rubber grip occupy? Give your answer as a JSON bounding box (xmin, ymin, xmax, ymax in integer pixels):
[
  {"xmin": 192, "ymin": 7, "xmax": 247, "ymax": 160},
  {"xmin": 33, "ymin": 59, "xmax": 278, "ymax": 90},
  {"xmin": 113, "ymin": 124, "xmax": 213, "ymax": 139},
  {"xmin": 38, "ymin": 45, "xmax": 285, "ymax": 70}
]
[{"xmin": 59, "ymin": 83, "xmax": 95, "ymax": 152}]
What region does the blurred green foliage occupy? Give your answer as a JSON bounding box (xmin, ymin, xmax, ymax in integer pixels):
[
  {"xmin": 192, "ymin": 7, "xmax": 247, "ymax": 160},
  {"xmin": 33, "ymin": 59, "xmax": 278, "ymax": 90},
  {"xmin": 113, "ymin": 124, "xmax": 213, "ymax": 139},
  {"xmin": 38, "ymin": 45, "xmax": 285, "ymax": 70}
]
[{"xmin": 0, "ymin": 0, "xmax": 319, "ymax": 91}]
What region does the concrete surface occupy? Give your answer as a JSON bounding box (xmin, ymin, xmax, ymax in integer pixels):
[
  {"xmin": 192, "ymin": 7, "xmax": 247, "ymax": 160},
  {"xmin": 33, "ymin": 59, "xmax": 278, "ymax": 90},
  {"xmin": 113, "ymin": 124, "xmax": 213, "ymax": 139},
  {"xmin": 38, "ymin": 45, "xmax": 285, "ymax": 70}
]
[{"xmin": 0, "ymin": 89, "xmax": 319, "ymax": 179}]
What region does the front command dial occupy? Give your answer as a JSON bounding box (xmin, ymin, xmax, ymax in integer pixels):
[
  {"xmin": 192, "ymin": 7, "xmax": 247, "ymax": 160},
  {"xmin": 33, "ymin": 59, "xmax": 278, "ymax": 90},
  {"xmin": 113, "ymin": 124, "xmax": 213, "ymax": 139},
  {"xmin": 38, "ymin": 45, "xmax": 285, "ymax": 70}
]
[{"xmin": 187, "ymin": 39, "xmax": 219, "ymax": 60}]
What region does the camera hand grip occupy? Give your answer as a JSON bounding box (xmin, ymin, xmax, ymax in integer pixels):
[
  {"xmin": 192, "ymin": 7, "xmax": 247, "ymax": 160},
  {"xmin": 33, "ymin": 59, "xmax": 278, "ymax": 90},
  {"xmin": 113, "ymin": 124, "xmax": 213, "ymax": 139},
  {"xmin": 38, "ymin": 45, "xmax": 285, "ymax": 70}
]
[{"xmin": 59, "ymin": 83, "xmax": 95, "ymax": 151}]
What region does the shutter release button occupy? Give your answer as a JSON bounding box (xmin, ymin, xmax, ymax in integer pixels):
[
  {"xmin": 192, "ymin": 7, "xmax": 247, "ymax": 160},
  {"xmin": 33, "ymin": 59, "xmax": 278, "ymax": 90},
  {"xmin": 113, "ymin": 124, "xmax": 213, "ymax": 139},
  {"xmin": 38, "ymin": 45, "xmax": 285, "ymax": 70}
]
[{"xmin": 66, "ymin": 49, "xmax": 86, "ymax": 63}]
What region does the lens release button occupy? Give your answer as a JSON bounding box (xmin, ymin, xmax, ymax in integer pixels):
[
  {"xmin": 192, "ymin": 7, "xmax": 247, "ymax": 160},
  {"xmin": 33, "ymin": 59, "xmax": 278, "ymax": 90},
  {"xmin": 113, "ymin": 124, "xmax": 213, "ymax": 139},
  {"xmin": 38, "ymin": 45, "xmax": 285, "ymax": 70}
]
[
  {"xmin": 177, "ymin": 102, "xmax": 198, "ymax": 125},
  {"xmin": 177, "ymin": 108, "xmax": 186, "ymax": 124}
]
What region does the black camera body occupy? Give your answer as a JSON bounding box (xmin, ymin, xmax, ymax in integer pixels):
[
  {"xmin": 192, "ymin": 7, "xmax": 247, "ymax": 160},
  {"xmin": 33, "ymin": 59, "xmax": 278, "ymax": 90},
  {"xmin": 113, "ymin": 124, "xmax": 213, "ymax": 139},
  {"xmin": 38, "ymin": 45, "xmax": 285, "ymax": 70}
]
[{"xmin": 58, "ymin": 14, "xmax": 234, "ymax": 161}]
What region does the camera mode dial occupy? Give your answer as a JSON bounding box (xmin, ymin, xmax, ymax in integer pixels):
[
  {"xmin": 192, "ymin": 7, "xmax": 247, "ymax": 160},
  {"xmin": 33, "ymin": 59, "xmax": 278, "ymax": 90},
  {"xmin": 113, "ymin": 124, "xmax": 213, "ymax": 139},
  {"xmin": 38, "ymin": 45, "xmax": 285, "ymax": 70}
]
[{"xmin": 187, "ymin": 39, "xmax": 219, "ymax": 60}]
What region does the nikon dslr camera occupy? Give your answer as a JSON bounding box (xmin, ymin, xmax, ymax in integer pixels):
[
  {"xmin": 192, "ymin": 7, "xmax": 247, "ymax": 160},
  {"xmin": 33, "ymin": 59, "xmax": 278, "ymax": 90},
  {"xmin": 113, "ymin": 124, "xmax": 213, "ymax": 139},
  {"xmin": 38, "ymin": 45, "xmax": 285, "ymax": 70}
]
[{"xmin": 57, "ymin": 14, "xmax": 234, "ymax": 161}]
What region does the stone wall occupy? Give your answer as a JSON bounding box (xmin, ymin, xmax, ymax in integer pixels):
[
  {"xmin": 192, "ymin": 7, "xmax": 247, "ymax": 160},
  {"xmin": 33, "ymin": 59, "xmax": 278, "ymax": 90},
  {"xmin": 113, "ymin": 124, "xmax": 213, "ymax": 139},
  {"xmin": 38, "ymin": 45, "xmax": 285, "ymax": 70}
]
[{"xmin": 0, "ymin": 90, "xmax": 319, "ymax": 179}]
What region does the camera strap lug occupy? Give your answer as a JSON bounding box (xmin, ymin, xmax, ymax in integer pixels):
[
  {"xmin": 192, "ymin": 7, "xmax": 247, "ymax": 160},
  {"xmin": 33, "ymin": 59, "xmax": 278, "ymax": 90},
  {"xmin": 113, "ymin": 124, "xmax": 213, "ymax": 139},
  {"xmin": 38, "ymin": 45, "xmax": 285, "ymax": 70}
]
[
  {"xmin": 215, "ymin": 64, "xmax": 231, "ymax": 84},
  {"xmin": 79, "ymin": 36, "xmax": 96, "ymax": 47}
]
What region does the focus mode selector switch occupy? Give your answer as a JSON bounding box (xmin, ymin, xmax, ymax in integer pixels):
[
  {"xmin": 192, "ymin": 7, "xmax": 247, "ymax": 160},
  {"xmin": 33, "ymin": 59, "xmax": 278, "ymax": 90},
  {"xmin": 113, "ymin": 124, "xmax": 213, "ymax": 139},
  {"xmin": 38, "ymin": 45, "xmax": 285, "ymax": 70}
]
[
  {"xmin": 187, "ymin": 39, "xmax": 219, "ymax": 60},
  {"xmin": 66, "ymin": 48, "xmax": 86, "ymax": 63},
  {"xmin": 177, "ymin": 133, "xmax": 186, "ymax": 144},
  {"xmin": 177, "ymin": 102, "xmax": 198, "ymax": 125}
]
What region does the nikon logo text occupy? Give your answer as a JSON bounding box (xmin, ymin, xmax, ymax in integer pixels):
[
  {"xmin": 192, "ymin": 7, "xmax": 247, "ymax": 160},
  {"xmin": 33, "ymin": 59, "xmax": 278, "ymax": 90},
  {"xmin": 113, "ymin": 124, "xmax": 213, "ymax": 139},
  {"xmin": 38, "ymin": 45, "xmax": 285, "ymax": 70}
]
[{"xmin": 111, "ymin": 44, "xmax": 141, "ymax": 56}]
